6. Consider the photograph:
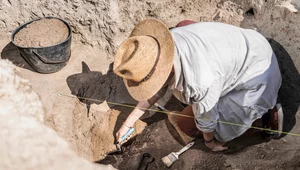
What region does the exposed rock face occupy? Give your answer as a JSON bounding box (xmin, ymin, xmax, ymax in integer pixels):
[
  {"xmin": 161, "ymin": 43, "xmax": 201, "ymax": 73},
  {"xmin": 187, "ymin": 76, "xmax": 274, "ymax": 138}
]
[
  {"xmin": 0, "ymin": 0, "xmax": 244, "ymax": 57},
  {"xmin": 1, "ymin": 0, "xmax": 298, "ymax": 61},
  {"xmin": 0, "ymin": 0, "xmax": 120, "ymax": 54},
  {"xmin": 0, "ymin": 59, "xmax": 44, "ymax": 122},
  {"xmin": 0, "ymin": 59, "xmax": 116, "ymax": 170}
]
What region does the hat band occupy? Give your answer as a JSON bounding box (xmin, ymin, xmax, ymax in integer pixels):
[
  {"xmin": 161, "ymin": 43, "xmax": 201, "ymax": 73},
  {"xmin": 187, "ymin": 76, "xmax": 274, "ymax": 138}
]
[{"xmin": 138, "ymin": 35, "xmax": 161, "ymax": 83}]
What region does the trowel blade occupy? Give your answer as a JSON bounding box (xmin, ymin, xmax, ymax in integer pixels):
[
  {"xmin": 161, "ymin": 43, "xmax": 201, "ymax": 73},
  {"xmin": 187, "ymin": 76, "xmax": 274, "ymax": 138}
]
[
  {"xmin": 107, "ymin": 144, "xmax": 123, "ymax": 155},
  {"xmin": 107, "ymin": 149, "xmax": 122, "ymax": 155}
]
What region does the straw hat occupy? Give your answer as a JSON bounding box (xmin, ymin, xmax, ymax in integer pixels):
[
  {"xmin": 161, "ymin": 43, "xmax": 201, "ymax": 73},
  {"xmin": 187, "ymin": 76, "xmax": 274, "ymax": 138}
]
[{"xmin": 113, "ymin": 19, "xmax": 174, "ymax": 101}]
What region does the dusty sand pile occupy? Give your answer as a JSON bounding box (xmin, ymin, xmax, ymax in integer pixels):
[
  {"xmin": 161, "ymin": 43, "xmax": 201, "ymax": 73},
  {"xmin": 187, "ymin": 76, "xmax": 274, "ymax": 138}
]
[{"xmin": 14, "ymin": 18, "xmax": 69, "ymax": 47}]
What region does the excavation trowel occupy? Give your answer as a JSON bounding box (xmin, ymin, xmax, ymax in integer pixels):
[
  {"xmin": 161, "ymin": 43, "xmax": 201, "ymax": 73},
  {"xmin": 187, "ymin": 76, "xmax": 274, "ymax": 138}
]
[{"xmin": 107, "ymin": 127, "xmax": 135, "ymax": 155}]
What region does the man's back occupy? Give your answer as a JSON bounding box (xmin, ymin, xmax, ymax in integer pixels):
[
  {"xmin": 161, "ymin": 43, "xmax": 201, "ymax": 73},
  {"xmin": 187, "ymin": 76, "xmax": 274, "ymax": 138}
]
[{"xmin": 170, "ymin": 22, "xmax": 273, "ymax": 95}]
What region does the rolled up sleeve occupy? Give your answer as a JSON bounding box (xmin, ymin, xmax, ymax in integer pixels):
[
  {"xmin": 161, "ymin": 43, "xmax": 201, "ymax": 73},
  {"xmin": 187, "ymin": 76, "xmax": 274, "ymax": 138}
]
[
  {"xmin": 191, "ymin": 78, "xmax": 223, "ymax": 132},
  {"xmin": 192, "ymin": 102, "xmax": 219, "ymax": 132}
]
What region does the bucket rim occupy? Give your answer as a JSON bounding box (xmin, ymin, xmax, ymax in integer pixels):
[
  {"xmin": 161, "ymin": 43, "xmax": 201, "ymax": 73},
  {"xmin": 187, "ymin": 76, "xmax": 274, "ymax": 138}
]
[{"xmin": 11, "ymin": 16, "xmax": 72, "ymax": 49}]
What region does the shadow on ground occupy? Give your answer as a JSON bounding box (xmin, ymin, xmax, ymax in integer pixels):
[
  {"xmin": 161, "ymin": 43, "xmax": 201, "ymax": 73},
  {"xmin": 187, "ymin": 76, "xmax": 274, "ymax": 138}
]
[
  {"xmin": 66, "ymin": 61, "xmax": 136, "ymax": 113},
  {"xmin": 66, "ymin": 61, "xmax": 109, "ymax": 115},
  {"xmin": 66, "ymin": 61, "xmax": 138, "ymax": 144},
  {"xmin": 1, "ymin": 42, "xmax": 34, "ymax": 71},
  {"xmin": 268, "ymin": 38, "xmax": 299, "ymax": 136}
]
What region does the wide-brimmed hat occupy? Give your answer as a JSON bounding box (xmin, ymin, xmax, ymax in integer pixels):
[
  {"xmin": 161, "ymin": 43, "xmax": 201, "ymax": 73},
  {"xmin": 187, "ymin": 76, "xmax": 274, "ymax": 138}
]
[{"xmin": 113, "ymin": 19, "xmax": 174, "ymax": 101}]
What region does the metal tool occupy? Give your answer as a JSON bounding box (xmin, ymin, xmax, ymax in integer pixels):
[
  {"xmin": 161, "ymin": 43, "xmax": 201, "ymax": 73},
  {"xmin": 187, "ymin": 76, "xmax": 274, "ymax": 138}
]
[
  {"xmin": 161, "ymin": 141, "xmax": 195, "ymax": 167},
  {"xmin": 154, "ymin": 103, "xmax": 168, "ymax": 111},
  {"xmin": 107, "ymin": 127, "xmax": 135, "ymax": 155}
]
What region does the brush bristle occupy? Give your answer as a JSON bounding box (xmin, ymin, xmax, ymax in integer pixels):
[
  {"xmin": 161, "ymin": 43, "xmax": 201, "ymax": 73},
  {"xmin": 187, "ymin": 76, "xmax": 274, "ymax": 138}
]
[{"xmin": 161, "ymin": 153, "xmax": 178, "ymax": 167}]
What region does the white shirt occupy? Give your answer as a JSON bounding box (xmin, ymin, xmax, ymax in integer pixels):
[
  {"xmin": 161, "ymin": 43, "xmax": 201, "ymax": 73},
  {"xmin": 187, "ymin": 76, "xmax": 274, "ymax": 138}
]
[{"xmin": 164, "ymin": 22, "xmax": 281, "ymax": 142}]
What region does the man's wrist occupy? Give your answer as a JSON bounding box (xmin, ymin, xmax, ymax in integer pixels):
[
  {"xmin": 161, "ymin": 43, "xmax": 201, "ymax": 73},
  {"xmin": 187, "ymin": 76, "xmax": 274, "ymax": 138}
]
[{"xmin": 122, "ymin": 123, "xmax": 132, "ymax": 128}]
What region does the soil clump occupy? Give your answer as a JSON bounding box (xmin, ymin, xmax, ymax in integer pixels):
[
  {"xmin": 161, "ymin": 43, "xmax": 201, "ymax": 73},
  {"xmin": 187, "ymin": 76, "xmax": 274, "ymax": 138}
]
[{"xmin": 14, "ymin": 18, "xmax": 69, "ymax": 47}]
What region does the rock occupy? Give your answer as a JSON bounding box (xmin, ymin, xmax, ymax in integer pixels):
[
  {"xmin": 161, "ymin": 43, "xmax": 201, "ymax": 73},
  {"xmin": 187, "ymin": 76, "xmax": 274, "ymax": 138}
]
[
  {"xmin": 291, "ymin": 0, "xmax": 300, "ymax": 10},
  {"xmin": 282, "ymin": 1, "xmax": 298, "ymax": 13},
  {"xmin": 223, "ymin": 162, "xmax": 231, "ymax": 167},
  {"xmin": 213, "ymin": 10, "xmax": 223, "ymax": 21}
]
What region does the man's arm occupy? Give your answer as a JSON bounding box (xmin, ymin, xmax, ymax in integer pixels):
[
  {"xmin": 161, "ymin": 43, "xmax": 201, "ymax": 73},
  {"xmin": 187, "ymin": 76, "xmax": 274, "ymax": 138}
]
[{"xmin": 122, "ymin": 95, "xmax": 160, "ymax": 128}]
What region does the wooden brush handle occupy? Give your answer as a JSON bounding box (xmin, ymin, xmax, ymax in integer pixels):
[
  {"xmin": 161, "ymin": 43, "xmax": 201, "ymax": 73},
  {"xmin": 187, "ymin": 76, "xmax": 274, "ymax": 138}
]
[{"xmin": 175, "ymin": 142, "xmax": 195, "ymax": 155}]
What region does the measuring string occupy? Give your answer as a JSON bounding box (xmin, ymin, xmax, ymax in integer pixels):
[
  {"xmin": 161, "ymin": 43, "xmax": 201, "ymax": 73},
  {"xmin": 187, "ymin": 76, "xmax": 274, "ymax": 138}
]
[{"xmin": 57, "ymin": 92, "xmax": 300, "ymax": 137}]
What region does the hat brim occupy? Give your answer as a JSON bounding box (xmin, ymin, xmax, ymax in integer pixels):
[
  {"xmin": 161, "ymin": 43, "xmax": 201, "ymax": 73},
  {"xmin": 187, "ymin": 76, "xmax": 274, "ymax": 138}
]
[{"xmin": 123, "ymin": 18, "xmax": 174, "ymax": 101}]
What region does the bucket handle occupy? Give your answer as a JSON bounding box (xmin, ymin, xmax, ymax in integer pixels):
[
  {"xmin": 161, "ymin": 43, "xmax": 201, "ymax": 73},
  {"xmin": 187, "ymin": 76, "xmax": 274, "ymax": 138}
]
[{"xmin": 32, "ymin": 50, "xmax": 67, "ymax": 64}]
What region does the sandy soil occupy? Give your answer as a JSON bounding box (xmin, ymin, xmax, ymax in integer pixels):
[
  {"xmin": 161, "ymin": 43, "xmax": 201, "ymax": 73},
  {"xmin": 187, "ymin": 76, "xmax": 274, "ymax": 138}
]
[
  {"xmin": 70, "ymin": 101, "xmax": 146, "ymax": 161},
  {"xmin": 98, "ymin": 95, "xmax": 300, "ymax": 170},
  {"xmin": 1, "ymin": 0, "xmax": 300, "ymax": 170},
  {"xmin": 2, "ymin": 37, "xmax": 299, "ymax": 169},
  {"xmin": 14, "ymin": 18, "xmax": 69, "ymax": 47}
]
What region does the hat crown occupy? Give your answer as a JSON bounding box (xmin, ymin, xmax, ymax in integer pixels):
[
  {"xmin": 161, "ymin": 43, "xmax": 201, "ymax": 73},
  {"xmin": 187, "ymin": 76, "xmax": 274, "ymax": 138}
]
[{"xmin": 114, "ymin": 35, "xmax": 159, "ymax": 83}]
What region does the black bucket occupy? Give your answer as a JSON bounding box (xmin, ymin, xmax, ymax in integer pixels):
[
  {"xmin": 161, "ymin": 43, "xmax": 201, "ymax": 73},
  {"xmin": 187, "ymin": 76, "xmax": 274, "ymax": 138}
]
[{"xmin": 11, "ymin": 17, "xmax": 72, "ymax": 74}]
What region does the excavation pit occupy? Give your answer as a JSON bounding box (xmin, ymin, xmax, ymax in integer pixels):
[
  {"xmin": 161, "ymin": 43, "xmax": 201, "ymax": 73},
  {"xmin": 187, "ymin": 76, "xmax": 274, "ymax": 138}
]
[{"xmin": 1, "ymin": 0, "xmax": 300, "ymax": 169}]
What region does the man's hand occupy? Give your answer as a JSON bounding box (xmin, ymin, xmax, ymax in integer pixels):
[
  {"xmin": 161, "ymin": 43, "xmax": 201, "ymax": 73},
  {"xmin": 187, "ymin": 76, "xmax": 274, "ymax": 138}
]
[
  {"xmin": 116, "ymin": 124, "xmax": 131, "ymax": 145},
  {"xmin": 205, "ymin": 140, "xmax": 228, "ymax": 152},
  {"xmin": 203, "ymin": 131, "xmax": 228, "ymax": 152},
  {"xmin": 115, "ymin": 98, "xmax": 159, "ymax": 145}
]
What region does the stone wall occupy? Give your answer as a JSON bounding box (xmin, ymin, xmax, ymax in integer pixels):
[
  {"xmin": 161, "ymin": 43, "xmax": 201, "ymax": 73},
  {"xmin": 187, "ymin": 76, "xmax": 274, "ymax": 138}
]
[
  {"xmin": 0, "ymin": 0, "xmax": 245, "ymax": 57},
  {"xmin": 1, "ymin": 0, "xmax": 298, "ymax": 61}
]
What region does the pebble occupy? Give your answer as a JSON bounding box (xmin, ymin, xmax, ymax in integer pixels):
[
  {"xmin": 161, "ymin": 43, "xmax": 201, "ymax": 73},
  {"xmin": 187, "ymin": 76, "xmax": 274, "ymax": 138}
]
[{"xmin": 223, "ymin": 162, "xmax": 231, "ymax": 167}]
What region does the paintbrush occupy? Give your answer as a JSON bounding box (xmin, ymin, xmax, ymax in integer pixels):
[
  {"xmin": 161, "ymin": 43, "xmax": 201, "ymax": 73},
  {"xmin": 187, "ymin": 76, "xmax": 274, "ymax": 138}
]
[{"xmin": 161, "ymin": 141, "xmax": 195, "ymax": 167}]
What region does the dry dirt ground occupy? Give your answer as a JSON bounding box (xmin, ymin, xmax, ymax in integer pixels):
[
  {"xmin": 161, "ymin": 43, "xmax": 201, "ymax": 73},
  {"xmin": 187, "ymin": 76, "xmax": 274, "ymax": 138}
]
[{"xmin": 1, "ymin": 0, "xmax": 300, "ymax": 170}]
